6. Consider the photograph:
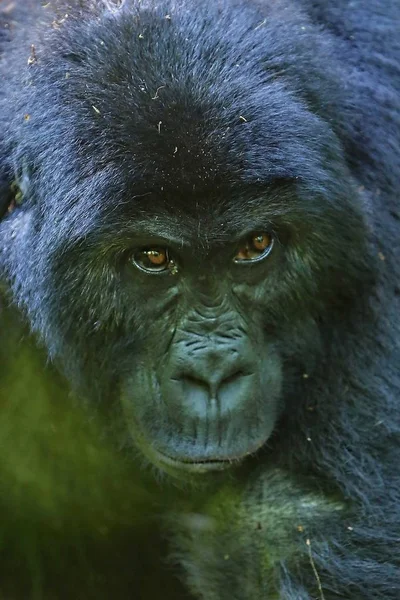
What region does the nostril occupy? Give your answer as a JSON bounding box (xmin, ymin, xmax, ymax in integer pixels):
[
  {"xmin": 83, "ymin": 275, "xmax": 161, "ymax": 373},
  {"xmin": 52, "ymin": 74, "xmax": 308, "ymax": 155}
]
[
  {"xmin": 172, "ymin": 375, "xmax": 211, "ymax": 414},
  {"xmin": 221, "ymin": 370, "xmax": 245, "ymax": 387},
  {"xmin": 172, "ymin": 371, "xmax": 250, "ymax": 393},
  {"xmin": 182, "ymin": 375, "xmax": 208, "ymax": 387},
  {"xmin": 167, "ymin": 369, "xmax": 255, "ymax": 415},
  {"xmin": 218, "ymin": 370, "xmax": 254, "ymax": 405},
  {"xmin": 178, "ymin": 375, "xmax": 209, "ymax": 394}
]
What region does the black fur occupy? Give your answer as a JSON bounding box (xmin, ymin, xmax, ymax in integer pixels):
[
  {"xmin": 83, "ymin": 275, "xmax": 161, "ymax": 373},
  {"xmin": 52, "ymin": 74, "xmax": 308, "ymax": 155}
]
[{"xmin": 0, "ymin": 1, "xmax": 399, "ymax": 599}]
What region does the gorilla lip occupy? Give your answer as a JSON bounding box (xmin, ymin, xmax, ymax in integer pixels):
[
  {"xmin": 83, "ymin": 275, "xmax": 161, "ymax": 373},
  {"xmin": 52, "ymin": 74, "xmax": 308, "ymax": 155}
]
[
  {"xmin": 154, "ymin": 451, "xmax": 234, "ymax": 473},
  {"xmin": 151, "ymin": 438, "xmax": 268, "ymax": 474}
]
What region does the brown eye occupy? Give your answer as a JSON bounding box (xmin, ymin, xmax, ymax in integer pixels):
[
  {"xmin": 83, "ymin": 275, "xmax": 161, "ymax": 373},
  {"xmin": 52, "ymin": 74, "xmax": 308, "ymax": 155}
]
[
  {"xmin": 132, "ymin": 247, "xmax": 170, "ymax": 273},
  {"xmin": 234, "ymin": 232, "xmax": 274, "ymax": 263}
]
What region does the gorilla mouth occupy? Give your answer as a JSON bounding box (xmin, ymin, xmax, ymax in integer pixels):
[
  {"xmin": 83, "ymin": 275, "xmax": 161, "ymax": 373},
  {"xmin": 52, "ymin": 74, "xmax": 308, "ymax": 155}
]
[
  {"xmin": 152, "ymin": 438, "xmax": 268, "ymax": 474},
  {"xmin": 152, "ymin": 449, "xmax": 234, "ymax": 473}
]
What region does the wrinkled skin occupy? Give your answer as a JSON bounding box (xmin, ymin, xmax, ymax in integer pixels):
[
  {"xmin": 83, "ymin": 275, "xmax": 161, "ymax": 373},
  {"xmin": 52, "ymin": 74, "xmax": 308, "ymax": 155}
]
[{"xmin": 0, "ymin": 0, "xmax": 399, "ymax": 599}]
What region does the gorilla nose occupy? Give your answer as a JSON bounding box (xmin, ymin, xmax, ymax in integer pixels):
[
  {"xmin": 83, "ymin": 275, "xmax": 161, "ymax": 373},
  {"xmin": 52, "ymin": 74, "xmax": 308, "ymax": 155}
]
[
  {"xmin": 181, "ymin": 369, "xmax": 244, "ymax": 401},
  {"xmin": 167, "ymin": 352, "xmax": 256, "ymax": 417}
]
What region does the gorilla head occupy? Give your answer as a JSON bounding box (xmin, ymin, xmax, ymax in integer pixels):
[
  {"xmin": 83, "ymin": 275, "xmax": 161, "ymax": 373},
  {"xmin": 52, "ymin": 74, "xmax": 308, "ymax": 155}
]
[{"xmin": 0, "ymin": 0, "xmax": 374, "ymax": 478}]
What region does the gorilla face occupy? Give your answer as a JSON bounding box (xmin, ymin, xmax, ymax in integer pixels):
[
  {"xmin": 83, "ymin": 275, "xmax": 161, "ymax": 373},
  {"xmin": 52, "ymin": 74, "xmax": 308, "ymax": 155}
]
[
  {"xmin": 0, "ymin": 0, "xmax": 374, "ymax": 477},
  {"xmin": 119, "ymin": 222, "xmax": 283, "ymax": 473}
]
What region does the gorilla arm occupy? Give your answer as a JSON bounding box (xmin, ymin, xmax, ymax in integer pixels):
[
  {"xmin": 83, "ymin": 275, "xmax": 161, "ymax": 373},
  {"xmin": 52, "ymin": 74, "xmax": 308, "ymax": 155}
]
[{"xmin": 169, "ymin": 469, "xmax": 346, "ymax": 600}]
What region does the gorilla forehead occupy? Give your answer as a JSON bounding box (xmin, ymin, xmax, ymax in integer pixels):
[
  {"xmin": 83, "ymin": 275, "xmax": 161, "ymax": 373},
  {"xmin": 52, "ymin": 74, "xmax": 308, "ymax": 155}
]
[
  {"xmin": 66, "ymin": 70, "xmax": 328, "ymax": 194},
  {"xmin": 37, "ymin": 75, "xmax": 334, "ymax": 245},
  {"xmin": 22, "ymin": 0, "xmax": 340, "ymax": 220}
]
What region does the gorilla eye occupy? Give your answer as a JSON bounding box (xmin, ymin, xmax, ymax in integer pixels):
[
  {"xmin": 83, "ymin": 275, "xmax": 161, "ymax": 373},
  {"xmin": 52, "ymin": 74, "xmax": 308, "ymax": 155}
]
[
  {"xmin": 234, "ymin": 232, "xmax": 274, "ymax": 263},
  {"xmin": 132, "ymin": 247, "xmax": 170, "ymax": 273}
]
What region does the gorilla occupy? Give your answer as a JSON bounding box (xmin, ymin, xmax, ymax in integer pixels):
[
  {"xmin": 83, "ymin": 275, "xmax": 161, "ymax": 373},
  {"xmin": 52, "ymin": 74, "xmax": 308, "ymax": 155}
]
[{"xmin": 0, "ymin": 0, "xmax": 399, "ymax": 598}]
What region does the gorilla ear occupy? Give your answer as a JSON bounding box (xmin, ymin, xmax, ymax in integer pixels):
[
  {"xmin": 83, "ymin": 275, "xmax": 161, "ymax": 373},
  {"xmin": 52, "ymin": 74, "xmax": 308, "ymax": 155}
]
[
  {"xmin": 0, "ymin": 136, "xmax": 11, "ymax": 219},
  {"xmin": 0, "ymin": 167, "xmax": 13, "ymax": 221},
  {"xmin": 0, "ymin": 162, "xmax": 29, "ymax": 222}
]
